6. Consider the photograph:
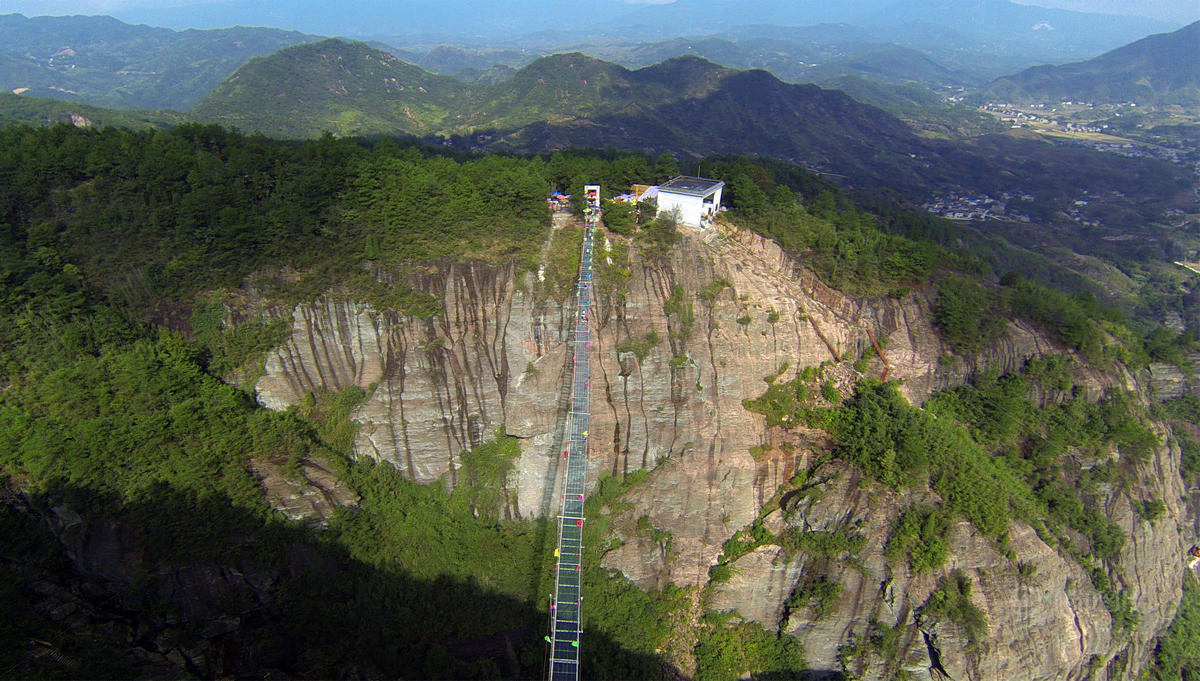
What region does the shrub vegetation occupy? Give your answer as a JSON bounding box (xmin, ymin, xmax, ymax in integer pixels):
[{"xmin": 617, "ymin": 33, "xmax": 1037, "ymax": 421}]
[
  {"xmin": 693, "ymin": 611, "xmax": 806, "ymax": 681},
  {"xmin": 744, "ymin": 356, "xmax": 1158, "ymax": 628}
]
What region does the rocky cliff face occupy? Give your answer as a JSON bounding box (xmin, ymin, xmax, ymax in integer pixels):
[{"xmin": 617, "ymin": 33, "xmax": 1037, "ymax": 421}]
[
  {"xmin": 255, "ymin": 223, "xmax": 1062, "ymax": 518},
  {"xmin": 705, "ymin": 438, "xmax": 1188, "ymax": 681},
  {"xmin": 253, "ymin": 218, "xmax": 1189, "ymax": 679}
]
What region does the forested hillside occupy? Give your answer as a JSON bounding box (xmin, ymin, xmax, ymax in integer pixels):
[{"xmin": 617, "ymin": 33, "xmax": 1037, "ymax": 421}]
[
  {"xmin": 0, "ymin": 92, "xmax": 185, "ymax": 130},
  {"xmin": 0, "ymin": 13, "xmax": 315, "ymax": 110},
  {"xmin": 0, "ymin": 125, "xmax": 809, "ymax": 677},
  {"xmin": 0, "ymin": 123, "xmax": 1197, "ymax": 679},
  {"xmin": 192, "ymin": 39, "xmax": 471, "ymax": 138}
]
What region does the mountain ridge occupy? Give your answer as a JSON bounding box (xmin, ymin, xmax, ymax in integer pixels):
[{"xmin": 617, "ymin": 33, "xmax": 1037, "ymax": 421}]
[
  {"xmin": 0, "ymin": 91, "xmax": 185, "ymax": 129},
  {"xmin": 189, "ymin": 36, "xmax": 1196, "ymax": 215},
  {"xmin": 105, "ymin": 0, "xmax": 1176, "ymax": 40},
  {"xmin": 191, "ymin": 39, "xmax": 926, "ymax": 188},
  {"xmin": 978, "ymin": 20, "xmax": 1200, "ymax": 104}
]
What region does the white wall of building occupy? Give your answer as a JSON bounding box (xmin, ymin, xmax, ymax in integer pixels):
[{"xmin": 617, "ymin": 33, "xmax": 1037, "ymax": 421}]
[{"xmin": 657, "ymin": 192, "xmax": 705, "ymax": 227}]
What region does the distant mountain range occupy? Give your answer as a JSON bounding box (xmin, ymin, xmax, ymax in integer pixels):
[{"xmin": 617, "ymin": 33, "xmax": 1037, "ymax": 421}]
[
  {"xmin": 0, "ymin": 10, "xmax": 1192, "ymax": 209},
  {"xmin": 614, "ymin": 0, "xmax": 1175, "ymax": 58},
  {"xmin": 977, "ymin": 21, "xmax": 1200, "ymax": 105},
  {"xmin": 0, "ymin": 12, "xmax": 994, "ymax": 118},
  {"xmin": 185, "ymin": 37, "xmax": 1193, "ymax": 217},
  {"xmin": 190, "ymin": 39, "xmax": 919, "ymax": 176},
  {"xmin": 0, "ymin": 13, "xmax": 315, "ymax": 109},
  {"xmin": 2, "ymin": 8, "xmax": 1190, "ymax": 121},
  {"xmin": 107, "ymin": 0, "xmax": 1175, "ymax": 62},
  {"xmin": 531, "ymin": 33, "xmax": 985, "ymax": 88},
  {"xmin": 366, "ymin": 1, "xmax": 1180, "ymax": 88},
  {"xmin": 372, "ymin": 10, "xmax": 1190, "ymax": 99}
]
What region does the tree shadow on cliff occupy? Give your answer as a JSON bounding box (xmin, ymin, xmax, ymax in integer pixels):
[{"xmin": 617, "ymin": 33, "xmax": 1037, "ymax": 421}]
[
  {"xmin": 791, "ymin": 671, "xmax": 848, "ymax": 680},
  {"xmin": 1, "ymin": 480, "xmax": 668, "ymax": 680}
]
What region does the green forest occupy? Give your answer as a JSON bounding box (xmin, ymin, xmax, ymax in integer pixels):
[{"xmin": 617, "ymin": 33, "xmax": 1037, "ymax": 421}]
[{"xmin": 0, "ymin": 122, "xmax": 1197, "ymax": 679}]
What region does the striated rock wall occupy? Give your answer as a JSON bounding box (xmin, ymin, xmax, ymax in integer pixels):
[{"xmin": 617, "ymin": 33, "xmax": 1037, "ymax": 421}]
[
  {"xmin": 252, "ymin": 217, "xmax": 1188, "ymax": 679},
  {"xmin": 255, "ymin": 258, "xmax": 574, "ymax": 517},
  {"xmin": 255, "ymin": 221, "xmax": 1060, "ymax": 518}
]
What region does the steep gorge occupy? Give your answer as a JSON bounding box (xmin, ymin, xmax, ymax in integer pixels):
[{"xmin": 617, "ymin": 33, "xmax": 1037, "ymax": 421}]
[{"xmin": 251, "ymin": 215, "xmax": 1192, "ymax": 679}]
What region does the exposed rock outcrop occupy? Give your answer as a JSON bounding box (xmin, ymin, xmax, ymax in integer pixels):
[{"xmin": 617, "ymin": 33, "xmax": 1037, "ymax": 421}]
[
  {"xmin": 1148, "ymin": 353, "xmax": 1200, "ymax": 401},
  {"xmin": 248, "ymin": 456, "xmax": 359, "ymax": 526}
]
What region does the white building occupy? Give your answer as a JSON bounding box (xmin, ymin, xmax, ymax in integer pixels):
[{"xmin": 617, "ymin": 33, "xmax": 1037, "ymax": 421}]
[
  {"xmin": 584, "ymin": 184, "xmax": 600, "ymax": 211},
  {"xmin": 656, "ymin": 175, "xmax": 724, "ymax": 229}
]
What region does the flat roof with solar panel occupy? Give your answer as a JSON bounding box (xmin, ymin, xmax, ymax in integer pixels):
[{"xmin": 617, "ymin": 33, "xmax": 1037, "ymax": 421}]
[
  {"xmin": 656, "ymin": 175, "xmax": 725, "ymax": 229},
  {"xmin": 658, "ymin": 175, "xmax": 725, "ymax": 197}
]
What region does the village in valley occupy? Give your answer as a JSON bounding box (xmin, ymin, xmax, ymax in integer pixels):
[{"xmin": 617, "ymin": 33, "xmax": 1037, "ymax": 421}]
[
  {"xmin": 917, "ymin": 96, "xmax": 1200, "ymax": 228},
  {"xmin": 976, "ymin": 100, "xmax": 1200, "ymax": 168},
  {"xmin": 921, "ymin": 192, "xmax": 1034, "ymax": 223}
]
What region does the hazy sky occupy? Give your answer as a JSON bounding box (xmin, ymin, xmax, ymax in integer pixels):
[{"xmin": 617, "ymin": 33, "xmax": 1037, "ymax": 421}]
[
  {"xmin": 1010, "ymin": 0, "xmax": 1198, "ymax": 23},
  {"xmin": 4, "ymin": 0, "xmax": 1197, "ymax": 25}
]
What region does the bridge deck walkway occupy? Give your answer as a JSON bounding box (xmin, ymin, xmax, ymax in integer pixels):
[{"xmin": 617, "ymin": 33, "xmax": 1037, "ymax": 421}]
[{"xmin": 547, "ymin": 214, "xmax": 596, "ymax": 681}]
